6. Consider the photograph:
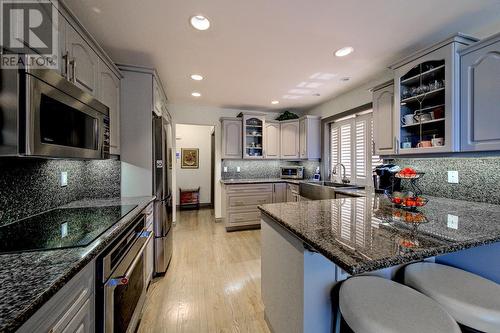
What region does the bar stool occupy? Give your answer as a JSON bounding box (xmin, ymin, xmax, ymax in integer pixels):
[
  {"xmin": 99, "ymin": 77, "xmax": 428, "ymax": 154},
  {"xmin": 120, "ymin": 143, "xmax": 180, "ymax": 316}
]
[
  {"xmin": 337, "ymin": 276, "xmax": 460, "ymax": 333},
  {"xmin": 405, "ymin": 262, "xmax": 500, "ymax": 333}
]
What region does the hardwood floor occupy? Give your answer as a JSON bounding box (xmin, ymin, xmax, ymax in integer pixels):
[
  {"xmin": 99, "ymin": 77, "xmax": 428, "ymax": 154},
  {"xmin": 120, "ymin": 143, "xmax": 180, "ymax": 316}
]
[{"xmin": 137, "ymin": 209, "xmax": 271, "ymax": 333}]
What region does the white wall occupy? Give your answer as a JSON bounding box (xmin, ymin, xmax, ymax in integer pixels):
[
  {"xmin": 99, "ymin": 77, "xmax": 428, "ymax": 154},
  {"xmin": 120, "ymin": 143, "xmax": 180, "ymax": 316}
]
[
  {"xmin": 167, "ymin": 103, "xmax": 301, "ymax": 219},
  {"xmin": 175, "ymin": 124, "xmax": 213, "ymax": 205}
]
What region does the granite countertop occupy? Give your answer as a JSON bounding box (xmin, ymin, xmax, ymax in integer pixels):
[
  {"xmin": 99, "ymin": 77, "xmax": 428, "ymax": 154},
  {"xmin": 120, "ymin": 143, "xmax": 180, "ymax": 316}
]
[
  {"xmin": 0, "ymin": 196, "xmax": 154, "ymax": 333},
  {"xmin": 259, "ymin": 194, "xmax": 500, "ymax": 275},
  {"xmin": 221, "ymin": 178, "xmax": 309, "ymax": 185}
]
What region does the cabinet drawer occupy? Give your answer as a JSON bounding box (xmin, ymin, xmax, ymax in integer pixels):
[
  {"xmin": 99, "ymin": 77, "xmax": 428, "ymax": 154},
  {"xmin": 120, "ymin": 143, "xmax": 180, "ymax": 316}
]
[
  {"xmin": 226, "ymin": 184, "xmax": 273, "ymax": 194},
  {"xmin": 227, "ymin": 210, "xmax": 261, "ymax": 225},
  {"xmin": 228, "ymin": 193, "xmax": 273, "ymax": 208}
]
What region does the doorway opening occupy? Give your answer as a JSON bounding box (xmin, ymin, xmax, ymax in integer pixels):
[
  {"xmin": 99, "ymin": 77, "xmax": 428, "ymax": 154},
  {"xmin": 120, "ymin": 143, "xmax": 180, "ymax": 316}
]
[{"xmin": 175, "ymin": 124, "xmax": 215, "ymax": 210}]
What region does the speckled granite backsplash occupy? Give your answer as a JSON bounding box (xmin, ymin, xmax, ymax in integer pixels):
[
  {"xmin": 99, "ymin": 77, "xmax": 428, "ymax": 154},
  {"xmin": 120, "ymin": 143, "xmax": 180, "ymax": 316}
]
[
  {"xmin": 391, "ymin": 156, "xmax": 500, "ymax": 205},
  {"xmin": 0, "ymin": 158, "xmax": 120, "ymax": 225},
  {"xmin": 221, "ymin": 160, "xmax": 319, "ymax": 180}
]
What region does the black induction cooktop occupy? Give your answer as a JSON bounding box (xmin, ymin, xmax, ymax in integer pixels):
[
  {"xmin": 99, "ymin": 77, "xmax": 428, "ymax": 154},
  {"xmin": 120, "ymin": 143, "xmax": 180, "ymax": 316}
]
[{"xmin": 0, "ymin": 204, "xmax": 137, "ymax": 254}]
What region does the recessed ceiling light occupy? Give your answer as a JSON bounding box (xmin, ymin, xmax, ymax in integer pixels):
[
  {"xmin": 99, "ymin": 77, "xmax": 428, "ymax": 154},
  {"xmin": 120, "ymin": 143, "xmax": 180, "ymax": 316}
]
[
  {"xmin": 340, "ymin": 77, "xmax": 351, "ymax": 82},
  {"xmin": 190, "ymin": 74, "xmax": 204, "ymax": 81},
  {"xmin": 335, "ymin": 46, "xmax": 354, "ymax": 57},
  {"xmin": 271, "ymin": 100, "xmax": 279, "ymax": 105},
  {"xmin": 190, "ymin": 15, "xmax": 210, "ymax": 31},
  {"xmin": 92, "ymin": 7, "xmax": 101, "ymax": 14},
  {"xmin": 191, "ymin": 92, "xmax": 201, "ymax": 97}
]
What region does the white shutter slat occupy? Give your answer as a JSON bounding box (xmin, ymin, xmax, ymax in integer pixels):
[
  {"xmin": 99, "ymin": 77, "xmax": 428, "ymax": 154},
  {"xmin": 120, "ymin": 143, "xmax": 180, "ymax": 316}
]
[
  {"xmin": 340, "ymin": 124, "xmax": 351, "ymax": 178},
  {"xmin": 355, "ymin": 120, "xmax": 366, "ymax": 181}
]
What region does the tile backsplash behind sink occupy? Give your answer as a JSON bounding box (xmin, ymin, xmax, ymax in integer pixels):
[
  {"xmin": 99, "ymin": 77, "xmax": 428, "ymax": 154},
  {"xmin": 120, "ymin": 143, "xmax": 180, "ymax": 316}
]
[
  {"xmin": 221, "ymin": 160, "xmax": 320, "ymax": 180},
  {"xmin": 0, "ymin": 158, "xmax": 120, "ymax": 226},
  {"xmin": 390, "ymin": 156, "xmax": 500, "ymax": 205}
]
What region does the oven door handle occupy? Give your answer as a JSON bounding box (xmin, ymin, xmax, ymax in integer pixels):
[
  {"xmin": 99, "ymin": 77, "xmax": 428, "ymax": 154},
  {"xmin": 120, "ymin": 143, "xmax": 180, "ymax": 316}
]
[{"xmin": 105, "ymin": 231, "xmax": 153, "ymax": 287}]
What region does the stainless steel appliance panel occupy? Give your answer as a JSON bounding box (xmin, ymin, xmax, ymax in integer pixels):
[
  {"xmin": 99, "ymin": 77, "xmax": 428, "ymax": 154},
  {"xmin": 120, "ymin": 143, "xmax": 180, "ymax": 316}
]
[
  {"xmin": 152, "ymin": 115, "xmax": 173, "ymax": 274},
  {"xmin": 0, "ymin": 67, "xmax": 109, "ymax": 159},
  {"xmin": 280, "ymin": 166, "xmax": 304, "ymax": 179}
]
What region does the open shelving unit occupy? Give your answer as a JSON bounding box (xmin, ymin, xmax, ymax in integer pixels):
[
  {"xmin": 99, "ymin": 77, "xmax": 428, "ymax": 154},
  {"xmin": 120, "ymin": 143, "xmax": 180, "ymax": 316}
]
[
  {"xmin": 243, "ymin": 115, "xmax": 265, "ymax": 159},
  {"xmin": 399, "ymin": 60, "xmax": 446, "ymax": 151}
]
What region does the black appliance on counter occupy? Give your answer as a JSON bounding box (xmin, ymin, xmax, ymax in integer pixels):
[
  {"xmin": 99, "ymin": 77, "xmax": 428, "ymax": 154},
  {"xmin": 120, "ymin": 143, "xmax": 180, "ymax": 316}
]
[{"xmin": 373, "ymin": 164, "xmax": 401, "ymax": 193}]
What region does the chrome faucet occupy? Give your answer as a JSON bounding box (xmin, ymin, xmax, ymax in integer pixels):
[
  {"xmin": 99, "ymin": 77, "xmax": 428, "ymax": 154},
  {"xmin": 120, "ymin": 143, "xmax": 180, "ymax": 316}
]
[{"xmin": 331, "ymin": 163, "xmax": 350, "ymax": 184}]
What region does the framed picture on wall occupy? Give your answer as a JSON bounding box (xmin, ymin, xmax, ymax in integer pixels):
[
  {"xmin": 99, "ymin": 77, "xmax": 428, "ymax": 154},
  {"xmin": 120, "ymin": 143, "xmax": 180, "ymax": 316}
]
[{"xmin": 181, "ymin": 148, "xmax": 199, "ymax": 169}]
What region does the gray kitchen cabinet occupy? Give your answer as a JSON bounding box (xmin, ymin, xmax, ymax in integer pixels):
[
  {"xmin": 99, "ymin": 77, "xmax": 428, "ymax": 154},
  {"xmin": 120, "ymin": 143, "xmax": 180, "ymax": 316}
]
[
  {"xmin": 286, "ymin": 183, "xmax": 300, "ymax": 202},
  {"xmin": 98, "ymin": 60, "xmax": 121, "ymax": 155},
  {"xmin": 221, "ymin": 118, "xmax": 243, "ymax": 159},
  {"xmin": 264, "ymin": 121, "xmax": 281, "ymax": 159},
  {"xmin": 17, "ymin": 261, "xmax": 95, "ymax": 333},
  {"xmin": 460, "ymin": 32, "xmax": 500, "ymax": 152},
  {"xmin": 280, "ymin": 120, "xmax": 300, "ymax": 159},
  {"xmin": 372, "ymin": 82, "xmax": 396, "ymax": 155},
  {"xmin": 243, "ymin": 114, "xmax": 266, "ymax": 159},
  {"xmin": 153, "ymin": 76, "xmax": 164, "ymax": 117},
  {"xmin": 65, "ymin": 25, "xmax": 99, "ymax": 96},
  {"xmin": 391, "ymin": 34, "xmax": 477, "ymax": 155},
  {"xmin": 272, "ymin": 183, "xmax": 287, "ymax": 203},
  {"xmin": 299, "ymin": 115, "xmax": 321, "ymax": 159},
  {"xmin": 144, "ymin": 203, "xmax": 154, "ymax": 286}
]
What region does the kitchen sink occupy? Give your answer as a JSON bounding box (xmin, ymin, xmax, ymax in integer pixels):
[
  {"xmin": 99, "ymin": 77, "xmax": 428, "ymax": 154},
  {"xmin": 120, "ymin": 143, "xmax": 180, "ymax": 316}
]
[{"xmin": 299, "ymin": 182, "xmax": 364, "ymax": 201}]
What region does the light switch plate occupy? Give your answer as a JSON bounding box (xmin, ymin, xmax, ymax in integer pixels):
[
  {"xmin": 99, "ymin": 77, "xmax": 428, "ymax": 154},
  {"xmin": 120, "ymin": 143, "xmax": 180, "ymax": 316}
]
[
  {"xmin": 223, "ymin": 166, "xmax": 228, "ymax": 172},
  {"xmin": 60, "ymin": 171, "xmax": 68, "ymax": 187},
  {"xmin": 236, "ymin": 166, "xmax": 241, "ymax": 172},
  {"xmin": 447, "ymin": 170, "xmax": 459, "ymax": 184},
  {"xmin": 447, "ymin": 214, "xmax": 459, "ymax": 229}
]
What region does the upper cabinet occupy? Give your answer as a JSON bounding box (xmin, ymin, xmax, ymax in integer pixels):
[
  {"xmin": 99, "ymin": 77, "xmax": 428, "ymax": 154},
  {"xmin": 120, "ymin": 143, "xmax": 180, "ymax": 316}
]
[
  {"xmin": 264, "ymin": 121, "xmax": 281, "ymax": 159},
  {"xmin": 372, "ymin": 82, "xmax": 396, "ymax": 155},
  {"xmin": 391, "ymin": 34, "xmax": 477, "ymax": 155},
  {"xmin": 460, "ymin": 33, "xmax": 500, "ymax": 152},
  {"xmin": 65, "ymin": 25, "xmax": 99, "ymax": 95},
  {"xmin": 280, "ymin": 120, "xmax": 300, "ymax": 159},
  {"xmin": 221, "ymin": 118, "xmax": 243, "ymax": 159},
  {"xmin": 299, "ymin": 115, "xmax": 320, "ymax": 159},
  {"xmin": 98, "ymin": 60, "xmax": 121, "ymax": 155},
  {"xmin": 243, "ymin": 115, "xmax": 266, "ymax": 159}
]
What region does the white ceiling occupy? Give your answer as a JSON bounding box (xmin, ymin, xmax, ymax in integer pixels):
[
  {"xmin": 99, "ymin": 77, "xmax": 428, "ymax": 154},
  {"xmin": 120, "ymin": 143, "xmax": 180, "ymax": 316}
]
[{"xmin": 64, "ymin": 0, "xmax": 500, "ymax": 111}]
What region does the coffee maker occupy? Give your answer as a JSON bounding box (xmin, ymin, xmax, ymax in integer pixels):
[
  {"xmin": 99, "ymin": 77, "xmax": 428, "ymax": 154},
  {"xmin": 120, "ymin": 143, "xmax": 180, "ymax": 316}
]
[{"xmin": 373, "ymin": 164, "xmax": 401, "ymax": 193}]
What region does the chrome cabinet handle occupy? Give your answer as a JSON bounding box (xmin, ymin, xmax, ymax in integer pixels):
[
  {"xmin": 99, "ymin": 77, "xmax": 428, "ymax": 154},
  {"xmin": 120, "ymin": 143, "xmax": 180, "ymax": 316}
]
[
  {"xmin": 69, "ymin": 58, "xmax": 76, "ymax": 83},
  {"xmin": 62, "ymin": 51, "xmax": 69, "ymax": 79}
]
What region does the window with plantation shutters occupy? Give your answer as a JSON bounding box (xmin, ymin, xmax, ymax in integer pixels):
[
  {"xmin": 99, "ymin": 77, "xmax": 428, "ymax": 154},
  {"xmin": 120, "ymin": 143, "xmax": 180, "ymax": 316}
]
[{"xmin": 330, "ymin": 110, "xmax": 379, "ymax": 186}]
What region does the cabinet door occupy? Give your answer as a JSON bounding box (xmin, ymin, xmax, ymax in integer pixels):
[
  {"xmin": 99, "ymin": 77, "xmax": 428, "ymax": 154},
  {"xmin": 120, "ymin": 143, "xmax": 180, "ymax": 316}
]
[
  {"xmin": 98, "ymin": 60, "xmax": 120, "ymax": 155},
  {"xmin": 59, "ymin": 299, "xmax": 92, "ymax": 333},
  {"xmin": 280, "ymin": 121, "xmax": 300, "ymax": 159},
  {"xmin": 264, "ymin": 122, "xmax": 280, "ymax": 158},
  {"xmin": 66, "ymin": 27, "xmax": 98, "ymax": 95},
  {"xmin": 373, "ymin": 84, "xmax": 395, "ymax": 155},
  {"xmin": 461, "ymin": 42, "xmax": 500, "ymax": 151},
  {"xmin": 272, "ymin": 183, "xmax": 287, "ymax": 203},
  {"xmin": 299, "ymin": 118, "xmax": 307, "ymax": 158},
  {"xmin": 222, "ymin": 119, "xmax": 243, "ymax": 159}
]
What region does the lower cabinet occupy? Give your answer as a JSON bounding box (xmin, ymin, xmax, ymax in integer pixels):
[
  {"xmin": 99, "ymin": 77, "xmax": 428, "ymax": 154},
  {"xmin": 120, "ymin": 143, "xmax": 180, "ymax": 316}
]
[
  {"xmin": 18, "ymin": 261, "xmax": 95, "ymax": 333},
  {"xmin": 144, "ymin": 203, "xmax": 154, "ymax": 286},
  {"xmin": 223, "ymin": 182, "xmax": 290, "ymax": 230},
  {"xmin": 286, "ymin": 183, "xmax": 300, "ymax": 202}
]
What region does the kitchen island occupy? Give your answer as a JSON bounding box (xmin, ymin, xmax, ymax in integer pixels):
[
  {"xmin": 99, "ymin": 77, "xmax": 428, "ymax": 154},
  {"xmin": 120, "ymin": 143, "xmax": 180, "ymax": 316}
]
[{"xmin": 259, "ymin": 193, "xmax": 500, "ymax": 333}]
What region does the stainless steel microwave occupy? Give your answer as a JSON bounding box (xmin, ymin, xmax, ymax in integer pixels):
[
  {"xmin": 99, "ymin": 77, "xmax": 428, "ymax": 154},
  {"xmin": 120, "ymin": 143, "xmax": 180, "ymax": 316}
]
[
  {"xmin": 0, "ymin": 66, "xmax": 109, "ymax": 159},
  {"xmin": 280, "ymin": 166, "xmax": 304, "ymax": 179}
]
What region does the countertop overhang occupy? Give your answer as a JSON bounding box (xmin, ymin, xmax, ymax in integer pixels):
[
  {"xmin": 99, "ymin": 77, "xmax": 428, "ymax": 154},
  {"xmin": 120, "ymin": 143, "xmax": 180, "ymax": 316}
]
[{"xmin": 259, "ymin": 194, "xmax": 500, "ymax": 275}]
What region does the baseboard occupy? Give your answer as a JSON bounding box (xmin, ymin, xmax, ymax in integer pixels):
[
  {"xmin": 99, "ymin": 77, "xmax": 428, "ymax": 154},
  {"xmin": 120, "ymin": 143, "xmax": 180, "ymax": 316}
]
[
  {"xmin": 176, "ymin": 203, "xmax": 212, "ymax": 209},
  {"xmin": 215, "ymin": 217, "xmax": 223, "ymax": 223}
]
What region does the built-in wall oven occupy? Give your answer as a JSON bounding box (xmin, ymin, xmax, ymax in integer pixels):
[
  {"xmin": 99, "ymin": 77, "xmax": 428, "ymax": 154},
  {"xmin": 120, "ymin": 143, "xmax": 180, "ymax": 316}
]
[
  {"xmin": 0, "ymin": 66, "xmax": 109, "ymax": 159},
  {"xmin": 97, "ymin": 213, "xmax": 152, "ymax": 333}
]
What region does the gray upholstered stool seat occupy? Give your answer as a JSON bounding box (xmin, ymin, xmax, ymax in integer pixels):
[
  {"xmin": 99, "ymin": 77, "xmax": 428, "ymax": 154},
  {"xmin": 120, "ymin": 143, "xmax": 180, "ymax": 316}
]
[
  {"xmin": 405, "ymin": 262, "xmax": 500, "ymax": 333},
  {"xmin": 339, "ymin": 276, "xmax": 460, "ymax": 333}
]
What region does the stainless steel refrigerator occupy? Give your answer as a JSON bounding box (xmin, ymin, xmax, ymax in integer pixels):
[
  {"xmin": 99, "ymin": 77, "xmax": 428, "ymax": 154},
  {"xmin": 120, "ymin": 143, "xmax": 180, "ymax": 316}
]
[{"xmin": 153, "ymin": 114, "xmax": 173, "ymax": 275}]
